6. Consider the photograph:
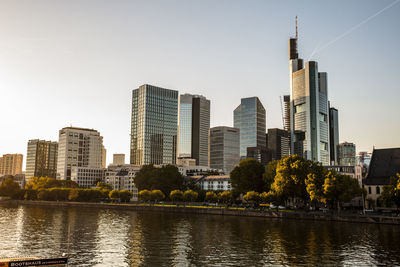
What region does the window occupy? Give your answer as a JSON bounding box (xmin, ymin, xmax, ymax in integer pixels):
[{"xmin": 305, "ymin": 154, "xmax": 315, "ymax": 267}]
[
  {"xmin": 376, "ymin": 186, "xmax": 380, "ymax": 194},
  {"xmin": 368, "ymin": 187, "xmax": 371, "ymax": 194}
]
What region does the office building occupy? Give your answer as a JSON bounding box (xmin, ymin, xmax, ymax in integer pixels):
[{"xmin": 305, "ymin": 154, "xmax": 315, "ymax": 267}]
[
  {"xmin": 246, "ymin": 146, "xmax": 271, "ymax": 165},
  {"xmin": 177, "ymin": 94, "xmax": 210, "ymax": 166},
  {"xmin": 234, "ymin": 97, "xmax": 266, "ymax": 157},
  {"xmin": 329, "ymin": 106, "xmax": 339, "ymax": 165},
  {"xmin": 338, "ymin": 142, "xmax": 356, "ymax": 166},
  {"xmin": 0, "ymin": 154, "xmax": 23, "ymax": 176},
  {"xmin": 130, "ymin": 84, "xmax": 178, "ymax": 165},
  {"xmin": 25, "ymin": 139, "xmax": 58, "ymax": 179},
  {"xmin": 267, "ymin": 128, "xmax": 290, "ymax": 161},
  {"xmin": 101, "ymin": 146, "xmax": 106, "ymax": 168},
  {"xmin": 113, "ymin": 154, "xmax": 125, "ymax": 165},
  {"xmin": 283, "ymin": 95, "xmax": 291, "ymax": 132},
  {"xmin": 209, "ymin": 126, "xmax": 240, "ymax": 174},
  {"xmin": 289, "ymin": 25, "xmax": 330, "ymax": 165},
  {"xmin": 56, "ymin": 127, "xmax": 104, "ymax": 180},
  {"xmin": 71, "ymin": 167, "xmax": 105, "ymax": 188}
]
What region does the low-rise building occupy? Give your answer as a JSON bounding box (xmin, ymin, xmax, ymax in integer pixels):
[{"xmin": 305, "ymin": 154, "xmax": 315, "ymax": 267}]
[
  {"xmin": 190, "ymin": 175, "xmax": 231, "ymax": 191},
  {"xmin": 70, "ymin": 167, "xmax": 105, "ymax": 188},
  {"xmin": 0, "ymin": 174, "xmax": 26, "ymax": 189},
  {"xmin": 363, "ymin": 148, "xmax": 400, "ymax": 209},
  {"xmin": 178, "ymin": 166, "xmax": 222, "ymax": 177},
  {"xmin": 105, "ymin": 164, "xmax": 139, "ymax": 201}
]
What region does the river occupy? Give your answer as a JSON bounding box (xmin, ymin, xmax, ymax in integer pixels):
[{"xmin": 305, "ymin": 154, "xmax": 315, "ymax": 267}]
[{"xmin": 1, "ymin": 203, "xmax": 400, "ymax": 266}]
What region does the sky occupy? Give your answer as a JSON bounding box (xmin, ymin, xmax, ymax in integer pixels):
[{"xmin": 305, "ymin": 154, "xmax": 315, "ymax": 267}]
[{"xmin": 1, "ymin": 0, "xmax": 399, "ymax": 169}]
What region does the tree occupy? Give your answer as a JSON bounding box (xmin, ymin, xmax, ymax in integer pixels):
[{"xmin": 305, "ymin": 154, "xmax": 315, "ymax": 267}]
[
  {"xmin": 205, "ymin": 191, "xmax": 217, "ymax": 203},
  {"xmin": 24, "ymin": 189, "xmax": 38, "ymax": 200},
  {"xmin": 270, "ymin": 155, "xmax": 312, "ymax": 204},
  {"xmin": 109, "ymin": 189, "xmax": 120, "ymax": 201},
  {"xmin": 260, "ymin": 191, "xmax": 276, "ymax": 204},
  {"xmin": 263, "ymin": 160, "xmax": 279, "ymax": 192},
  {"xmin": 169, "ymin": 190, "xmax": 184, "ymax": 202},
  {"xmin": 379, "ymin": 173, "xmax": 400, "ymax": 209},
  {"xmin": 218, "ymin": 191, "xmax": 233, "ymax": 204},
  {"xmin": 305, "ymin": 163, "xmax": 328, "ymax": 205},
  {"xmin": 138, "ymin": 189, "xmax": 152, "ymax": 202},
  {"xmin": 26, "ymin": 177, "xmax": 78, "ymax": 190},
  {"xmin": 243, "ymin": 191, "xmax": 260, "ymax": 203},
  {"xmin": 183, "ymin": 190, "xmax": 198, "ymax": 202},
  {"xmin": 0, "ymin": 178, "xmax": 21, "ymax": 197},
  {"xmin": 322, "ymin": 172, "xmax": 362, "ymax": 210},
  {"xmin": 134, "ymin": 164, "xmax": 184, "ymax": 196},
  {"xmin": 97, "ymin": 182, "xmax": 112, "ymax": 191},
  {"xmin": 151, "ymin": 190, "xmax": 165, "ymax": 202},
  {"xmin": 230, "ymin": 158, "xmax": 266, "ymax": 194},
  {"xmin": 119, "ymin": 190, "xmax": 133, "ymax": 202}
]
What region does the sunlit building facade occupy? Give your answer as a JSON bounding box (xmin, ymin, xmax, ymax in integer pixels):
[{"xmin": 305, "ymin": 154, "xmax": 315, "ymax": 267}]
[
  {"xmin": 234, "ymin": 97, "xmax": 266, "ymax": 158},
  {"xmin": 130, "ymin": 84, "xmax": 178, "ymax": 165},
  {"xmin": 25, "ymin": 139, "xmax": 58, "ymax": 179},
  {"xmin": 0, "ymin": 154, "xmax": 23, "ymax": 176}
]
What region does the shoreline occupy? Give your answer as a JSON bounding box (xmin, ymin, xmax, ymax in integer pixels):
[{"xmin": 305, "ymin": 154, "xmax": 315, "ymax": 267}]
[{"xmin": 1, "ymin": 200, "xmax": 400, "ymax": 225}]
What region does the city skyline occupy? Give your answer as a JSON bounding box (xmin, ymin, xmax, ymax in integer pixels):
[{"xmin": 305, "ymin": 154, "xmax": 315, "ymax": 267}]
[{"xmin": 1, "ymin": 1, "xmax": 400, "ymax": 168}]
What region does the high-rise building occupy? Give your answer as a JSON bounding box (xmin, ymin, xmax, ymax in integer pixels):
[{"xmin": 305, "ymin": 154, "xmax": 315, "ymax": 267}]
[
  {"xmin": 101, "ymin": 146, "xmax": 106, "ymax": 168},
  {"xmin": 0, "ymin": 154, "xmax": 23, "ymax": 176},
  {"xmin": 209, "ymin": 126, "xmax": 240, "ymax": 174},
  {"xmin": 283, "ymin": 95, "xmax": 291, "ymax": 132},
  {"xmin": 177, "ymin": 94, "xmax": 210, "ymax": 166},
  {"xmin": 329, "ymin": 106, "xmax": 339, "ymax": 165},
  {"xmin": 246, "ymin": 146, "xmax": 271, "ymax": 165},
  {"xmin": 56, "ymin": 127, "xmax": 104, "ymax": 180},
  {"xmin": 25, "ymin": 139, "xmax": 58, "ymax": 179},
  {"xmin": 338, "ymin": 142, "xmax": 356, "ymax": 166},
  {"xmin": 267, "ymin": 128, "xmax": 290, "ymax": 161},
  {"xmin": 289, "ymin": 26, "xmax": 330, "ymax": 165},
  {"xmin": 130, "ymin": 84, "xmax": 178, "ymax": 165},
  {"xmin": 234, "ymin": 97, "xmax": 266, "ymax": 158},
  {"xmin": 113, "ymin": 154, "xmax": 125, "ymax": 165}
]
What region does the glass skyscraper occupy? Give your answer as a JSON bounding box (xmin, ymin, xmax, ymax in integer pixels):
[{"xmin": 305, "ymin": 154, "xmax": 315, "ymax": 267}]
[
  {"xmin": 289, "ymin": 35, "xmax": 330, "ymax": 166},
  {"xmin": 26, "ymin": 139, "xmax": 58, "ymax": 179},
  {"xmin": 329, "ymin": 106, "xmax": 339, "ymax": 165},
  {"xmin": 234, "ymin": 97, "xmax": 266, "ymax": 157},
  {"xmin": 177, "ymin": 94, "xmax": 210, "ymax": 166},
  {"xmin": 130, "ymin": 84, "xmax": 178, "ymax": 165}
]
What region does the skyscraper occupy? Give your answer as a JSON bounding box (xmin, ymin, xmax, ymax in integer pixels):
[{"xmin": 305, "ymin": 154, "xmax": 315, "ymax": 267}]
[
  {"xmin": 209, "ymin": 126, "xmax": 240, "ymax": 174},
  {"xmin": 283, "ymin": 95, "xmax": 291, "ymax": 132},
  {"xmin": 130, "ymin": 84, "xmax": 178, "ymax": 165},
  {"xmin": 26, "ymin": 139, "xmax": 58, "ymax": 179},
  {"xmin": 289, "ymin": 23, "xmax": 330, "ymax": 165},
  {"xmin": 338, "ymin": 142, "xmax": 356, "ymax": 166},
  {"xmin": 177, "ymin": 94, "xmax": 210, "ymax": 166},
  {"xmin": 234, "ymin": 97, "xmax": 266, "ymax": 157},
  {"xmin": 329, "ymin": 106, "xmax": 339, "ymax": 165},
  {"xmin": 56, "ymin": 127, "xmax": 104, "ymax": 180},
  {"xmin": 0, "ymin": 154, "xmax": 23, "ymax": 176},
  {"xmin": 267, "ymin": 128, "xmax": 290, "ymax": 161},
  {"xmin": 113, "ymin": 154, "xmax": 125, "ymax": 165}
]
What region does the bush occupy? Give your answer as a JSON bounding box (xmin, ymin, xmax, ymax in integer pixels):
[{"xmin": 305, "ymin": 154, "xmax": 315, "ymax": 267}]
[
  {"xmin": 151, "ymin": 190, "xmax": 165, "ymax": 202},
  {"xmin": 138, "ymin": 189, "xmax": 152, "ymax": 202},
  {"xmin": 169, "ymin": 190, "xmax": 184, "ymax": 202},
  {"xmin": 205, "ymin": 191, "xmax": 217, "ymax": 203},
  {"xmin": 218, "ymin": 191, "xmax": 233, "ymax": 204},
  {"xmin": 243, "ymin": 191, "xmax": 260, "ymax": 203},
  {"xmin": 119, "ymin": 190, "xmax": 133, "ymax": 202},
  {"xmin": 24, "ymin": 189, "xmax": 38, "ymax": 200},
  {"xmin": 183, "ymin": 190, "xmax": 198, "ymax": 202}
]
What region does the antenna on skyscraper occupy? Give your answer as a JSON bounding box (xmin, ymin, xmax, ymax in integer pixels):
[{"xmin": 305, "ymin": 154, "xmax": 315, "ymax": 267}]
[{"xmin": 295, "ymin": 16, "xmax": 298, "ymax": 39}]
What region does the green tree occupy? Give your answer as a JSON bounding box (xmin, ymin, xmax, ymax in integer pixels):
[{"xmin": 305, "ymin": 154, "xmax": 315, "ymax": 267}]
[
  {"xmin": 169, "ymin": 190, "xmax": 184, "ymax": 202},
  {"xmin": 379, "ymin": 173, "xmax": 400, "ymax": 209},
  {"xmin": 109, "ymin": 189, "xmax": 120, "ymax": 201},
  {"xmin": 119, "ymin": 190, "xmax": 133, "ymax": 202},
  {"xmin": 0, "ymin": 178, "xmax": 21, "ymax": 197},
  {"xmin": 205, "ymin": 191, "xmax": 217, "ymax": 203},
  {"xmin": 260, "ymin": 191, "xmax": 276, "ymax": 204},
  {"xmin": 243, "ymin": 191, "xmax": 260, "ymax": 203},
  {"xmin": 134, "ymin": 164, "xmax": 184, "ymax": 196},
  {"xmin": 263, "ymin": 160, "xmax": 279, "ymax": 192},
  {"xmin": 230, "ymin": 158, "xmax": 266, "ymax": 194},
  {"xmin": 24, "ymin": 189, "xmax": 38, "ymax": 200},
  {"xmin": 96, "ymin": 182, "xmax": 112, "ymax": 190},
  {"xmin": 26, "ymin": 177, "xmax": 78, "ymax": 190},
  {"xmin": 305, "ymin": 163, "xmax": 328, "ymax": 205},
  {"xmin": 183, "ymin": 190, "xmax": 198, "ymax": 202},
  {"xmin": 218, "ymin": 191, "xmax": 233, "ymax": 204},
  {"xmin": 138, "ymin": 189, "xmax": 152, "ymax": 202},
  {"xmin": 151, "ymin": 190, "xmax": 165, "ymax": 202}
]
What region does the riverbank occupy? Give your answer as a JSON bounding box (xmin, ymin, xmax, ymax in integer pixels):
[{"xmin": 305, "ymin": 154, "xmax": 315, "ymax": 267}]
[{"xmin": 1, "ymin": 199, "xmax": 399, "ymax": 225}]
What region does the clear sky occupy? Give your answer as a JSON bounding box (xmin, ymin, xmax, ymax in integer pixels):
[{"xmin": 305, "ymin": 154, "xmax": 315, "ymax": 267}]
[{"xmin": 1, "ymin": 0, "xmax": 399, "ymax": 169}]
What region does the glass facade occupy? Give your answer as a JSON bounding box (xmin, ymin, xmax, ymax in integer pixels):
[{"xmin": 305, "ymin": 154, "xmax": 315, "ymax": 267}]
[
  {"xmin": 338, "ymin": 142, "xmax": 356, "ymax": 166},
  {"xmin": 130, "ymin": 84, "xmax": 178, "ymax": 165},
  {"xmin": 234, "ymin": 97, "xmax": 266, "ymax": 157},
  {"xmin": 209, "ymin": 127, "xmax": 240, "ymax": 174},
  {"xmin": 177, "ymin": 95, "xmax": 193, "ymax": 158}
]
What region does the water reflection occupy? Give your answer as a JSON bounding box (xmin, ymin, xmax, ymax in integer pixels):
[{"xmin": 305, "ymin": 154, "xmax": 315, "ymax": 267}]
[{"xmin": 1, "ymin": 204, "xmax": 400, "ymax": 266}]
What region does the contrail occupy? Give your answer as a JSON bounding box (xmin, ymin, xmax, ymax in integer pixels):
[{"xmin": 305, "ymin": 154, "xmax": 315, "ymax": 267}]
[{"xmin": 308, "ymin": 0, "xmax": 400, "ymax": 59}]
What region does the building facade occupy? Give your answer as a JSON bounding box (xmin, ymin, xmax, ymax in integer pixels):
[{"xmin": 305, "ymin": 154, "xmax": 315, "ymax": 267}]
[
  {"xmin": 130, "ymin": 84, "xmax": 178, "ymax": 165},
  {"xmin": 338, "ymin": 142, "xmax": 356, "ymax": 166},
  {"xmin": 177, "ymin": 94, "xmax": 210, "ymax": 166},
  {"xmin": 0, "ymin": 154, "xmax": 23, "ymax": 176},
  {"xmin": 329, "ymin": 106, "xmax": 339, "ymax": 165},
  {"xmin": 112, "ymin": 154, "xmax": 125, "ymax": 165},
  {"xmin": 209, "ymin": 126, "xmax": 240, "ymax": 174},
  {"xmin": 105, "ymin": 164, "xmax": 139, "ymax": 201},
  {"xmin": 56, "ymin": 127, "xmax": 104, "ymax": 180},
  {"xmin": 70, "ymin": 167, "xmax": 105, "ymax": 188},
  {"xmin": 25, "ymin": 139, "xmax": 58, "ymax": 179},
  {"xmin": 234, "ymin": 97, "xmax": 266, "ymax": 158},
  {"xmin": 246, "ymin": 146, "xmax": 271, "ymax": 166},
  {"xmin": 267, "ymin": 128, "xmax": 290, "ymax": 161},
  {"xmin": 289, "ymin": 35, "xmax": 330, "ymax": 165},
  {"xmin": 190, "ymin": 175, "xmax": 231, "ymax": 191}
]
